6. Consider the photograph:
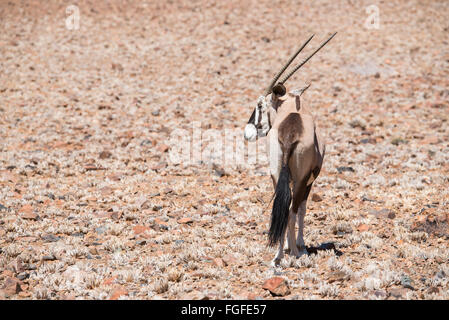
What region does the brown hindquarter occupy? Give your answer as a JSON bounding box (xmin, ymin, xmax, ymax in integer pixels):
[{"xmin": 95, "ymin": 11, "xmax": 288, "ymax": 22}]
[
  {"xmin": 278, "ymin": 113, "xmax": 303, "ymax": 166},
  {"xmin": 278, "ymin": 112, "xmax": 321, "ymax": 213}
]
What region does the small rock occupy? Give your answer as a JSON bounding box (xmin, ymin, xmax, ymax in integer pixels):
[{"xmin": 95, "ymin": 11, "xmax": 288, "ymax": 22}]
[
  {"xmin": 400, "ymin": 275, "xmax": 414, "ymax": 290},
  {"xmin": 328, "ymin": 270, "xmax": 347, "ymax": 283},
  {"xmin": 430, "ymin": 101, "xmax": 447, "ymax": 109},
  {"xmin": 362, "ymin": 196, "xmax": 380, "ymax": 203},
  {"xmin": 151, "ymin": 110, "xmax": 160, "ymax": 116},
  {"xmin": 19, "ymin": 205, "xmax": 38, "ymax": 220},
  {"xmin": 0, "ymin": 203, "xmax": 8, "ymax": 211},
  {"xmin": 389, "ymin": 287, "xmax": 407, "ymax": 298},
  {"xmin": 25, "ymin": 264, "xmax": 37, "ymax": 271},
  {"xmin": 182, "ymin": 290, "xmax": 210, "ymax": 300},
  {"xmin": 212, "ymin": 258, "xmax": 224, "ymax": 268},
  {"xmin": 2, "ymin": 277, "xmax": 22, "ymax": 296},
  {"xmin": 140, "ymin": 139, "xmax": 153, "ymax": 146},
  {"xmin": 12, "ymin": 258, "xmax": 25, "ymax": 273},
  {"xmin": 108, "ymin": 174, "xmax": 123, "ymax": 181},
  {"xmin": 410, "ymin": 214, "xmax": 449, "ymax": 238},
  {"xmin": 247, "ymin": 292, "xmax": 263, "ymax": 300},
  {"xmin": 262, "ymin": 277, "xmax": 290, "ymax": 297},
  {"xmin": 42, "ymin": 234, "xmax": 61, "ymax": 242},
  {"xmin": 427, "ymin": 287, "xmax": 439, "ymax": 295},
  {"xmin": 373, "ymin": 290, "xmax": 387, "ymax": 299},
  {"xmin": 360, "ymin": 138, "xmax": 377, "ymax": 144},
  {"xmin": 368, "ymin": 208, "xmax": 395, "ymax": 219},
  {"xmin": 337, "ymin": 166, "xmax": 355, "ymax": 173},
  {"xmin": 222, "ymin": 254, "xmax": 237, "ymax": 266},
  {"xmin": 103, "ymin": 277, "xmax": 117, "ymax": 286},
  {"xmin": 349, "ymin": 120, "xmax": 366, "ymax": 130},
  {"xmin": 72, "ymin": 232, "xmax": 84, "ymax": 237},
  {"xmin": 84, "ymin": 163, "xmax": 104, "ymax": 171},
  {"xmin": 42, "ymin": 254, "xmax": 56, "ymax": 261},
  {"xmin": 387, "ymin": 211, "xmax": 396, "ymax": 219},
  {"xmin": 46, "ymin": 193, "xmax": 56, "ymax": 200},
  {"xmin": 434, "ymin": 256, "xmax": 444, "ymax": 264},
  {"xmin": 99, "ymin": 151, "xmax": 112, "ymax": 159},
  {"xmin": 95, "ymin": 226, "xmax": 107, "ymax": 235},
  {"xmin": 18, "ymin": 291, "xmax": 31, "ymax": 298},
  {"xmin": 100, "ymin": 187, "xmax": 114, "ymax": 196},
  {"xmin": 212, "ymin": 164, "xmax": 228, "ymax": 177},
  {"xmin": 3, "ymin": 270, "xmax": 14, "ymax": 278},
  {"xmin": 311, "ymin": 193, "xmax": 322, "ymax": 202},
  {"xmin": 157, "ymin": 144, "xmax": 169, "ymax": 153},
  {"xmin": 357, "ymin": 224, "xmax": 370, "ymax": 232},
  {"xmin": 391, "ymin": 137, "xmax": 408, "ymax": 146},
  {"xmin": 420, "ymin": 136, "xmax": 439, "ymax": 145},
  {"xmin": 140, "ymin": 199, "xmax": 152, "ymax": 210},
  {"xmin": 133, "ymin": 225, "xmax": 151, "ymax": 235},
  {"xmin": 110, "ymin": 287, "xmax": 128, "ymax": 300},
  {"xmin": 153, "ymin": 218, "xmax": 169, "ymax": 231},
  {"xmin": 111, "ymin": 63, "xmax": 124, "ymax": 71},
  {"xmin": 150, "ymin": 162, "xmax": 167, "ymax": 171},
  {"xmin": 109, "ymin": 211, "xmax": 122, "ymax": 220},
  {"xmin": 17, "ymin": 273, "xmax": 29, "ymax": 281},
  {"xmin": 177, "ymin": 217, "xmax": 193, "ymax": 224}
]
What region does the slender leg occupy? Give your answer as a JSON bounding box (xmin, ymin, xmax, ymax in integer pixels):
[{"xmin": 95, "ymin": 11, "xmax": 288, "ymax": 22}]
[
  {"xmin": 296, "ymin": 200, "xmax": 308, "ymax": 256},
  {"xmin": 296, "ymin": 182, "xmax": 312, "ymax": 252},
  {"xmin": 287, "ymin": 209, "xmax": 300, "ymax": 257}
]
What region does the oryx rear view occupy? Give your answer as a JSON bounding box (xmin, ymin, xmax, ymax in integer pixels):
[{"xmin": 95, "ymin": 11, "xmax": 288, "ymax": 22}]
[{"xmin": 244, "ymin": 33, "xmax": 336, "ymax": 265}]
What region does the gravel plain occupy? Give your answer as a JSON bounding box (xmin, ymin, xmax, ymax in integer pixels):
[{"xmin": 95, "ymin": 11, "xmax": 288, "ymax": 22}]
[{"xmin": 0, "ymin": 0, "xmax": 448, "ymax": 299}]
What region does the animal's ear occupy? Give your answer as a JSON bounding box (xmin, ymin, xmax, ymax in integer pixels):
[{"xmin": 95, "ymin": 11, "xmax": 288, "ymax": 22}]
[{"xmin": 272, "ymin": 83, "xmax": 286, "ymax": 97}]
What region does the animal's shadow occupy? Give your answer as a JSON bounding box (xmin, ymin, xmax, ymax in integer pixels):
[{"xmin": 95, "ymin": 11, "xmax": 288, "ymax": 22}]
[
  {"xmin": 286, "ymin": 242, "xmax": 343, "ymax": 257},
  {"xmin": 305, "ymin": 242, "xmax": 343, "ymax": 256}
]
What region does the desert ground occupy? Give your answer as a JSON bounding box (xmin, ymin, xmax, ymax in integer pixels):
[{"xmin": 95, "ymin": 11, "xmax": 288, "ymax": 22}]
[{"xmin": 0, "ymin": 0, "xmax": 448, "ymax": 300}]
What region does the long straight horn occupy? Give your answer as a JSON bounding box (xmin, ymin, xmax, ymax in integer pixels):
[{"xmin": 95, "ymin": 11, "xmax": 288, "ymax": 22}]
[
  {"xmin": 264, "ymin": 34, "xmax": 315, "ymax": 96},
  {"xmin": 278, "ymin": 32, "xmax": 337, "ymax": 85}
]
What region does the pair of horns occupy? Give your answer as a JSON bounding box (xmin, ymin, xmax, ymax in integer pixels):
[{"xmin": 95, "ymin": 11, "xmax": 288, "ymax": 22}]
[{"xmin": 265, "ymin": 32, "xmax": 337, "ymax": 96}]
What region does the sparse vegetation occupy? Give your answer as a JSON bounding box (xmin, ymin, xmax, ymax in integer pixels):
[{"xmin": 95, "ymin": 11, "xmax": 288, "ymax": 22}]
[{"xmin": 1, "ymin": 0, "xmax": 448, "ymax": 300}]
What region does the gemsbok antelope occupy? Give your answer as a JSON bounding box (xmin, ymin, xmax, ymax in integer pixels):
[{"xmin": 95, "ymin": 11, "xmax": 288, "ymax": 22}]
[{"xmin": 243, "ymin": 33, "xmax": 336, "ymax": 265}]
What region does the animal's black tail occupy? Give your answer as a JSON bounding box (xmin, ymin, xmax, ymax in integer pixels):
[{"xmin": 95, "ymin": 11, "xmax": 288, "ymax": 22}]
[{"xmin": 268, "ymin": 164, "xmax": 291, "ymax": 247}]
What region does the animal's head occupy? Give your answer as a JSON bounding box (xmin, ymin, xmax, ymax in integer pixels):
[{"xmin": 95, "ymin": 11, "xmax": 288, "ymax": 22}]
[{"xmin": 244, "ymin": 33, "xmax": 337, "ymax": 142}]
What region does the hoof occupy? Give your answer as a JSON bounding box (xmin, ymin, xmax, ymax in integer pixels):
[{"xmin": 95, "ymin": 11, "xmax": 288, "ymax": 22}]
[{"xmin": 271, "ymin": 258, "xmax": 281, "ymax": 267}]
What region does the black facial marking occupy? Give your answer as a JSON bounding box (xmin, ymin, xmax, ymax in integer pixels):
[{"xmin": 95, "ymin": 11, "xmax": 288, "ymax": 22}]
[
  {"xmin": 248, "ymin": 109, "xmax": 256, "ymax": 124},
  {"xmin": 256, "ymin": 105, "xmax": 263, "ymax": 129}
]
